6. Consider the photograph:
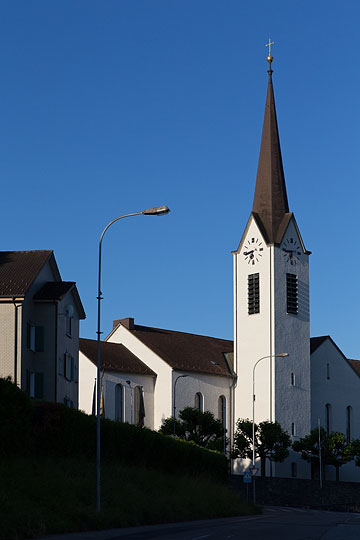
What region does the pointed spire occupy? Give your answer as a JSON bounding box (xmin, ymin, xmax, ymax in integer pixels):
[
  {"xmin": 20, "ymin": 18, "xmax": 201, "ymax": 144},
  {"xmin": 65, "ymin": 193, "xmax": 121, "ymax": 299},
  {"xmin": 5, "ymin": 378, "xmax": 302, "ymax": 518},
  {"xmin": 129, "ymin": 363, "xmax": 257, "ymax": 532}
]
[{"xmin": 252, "ymin": 49, "xmax": 289, "ymax": 244}]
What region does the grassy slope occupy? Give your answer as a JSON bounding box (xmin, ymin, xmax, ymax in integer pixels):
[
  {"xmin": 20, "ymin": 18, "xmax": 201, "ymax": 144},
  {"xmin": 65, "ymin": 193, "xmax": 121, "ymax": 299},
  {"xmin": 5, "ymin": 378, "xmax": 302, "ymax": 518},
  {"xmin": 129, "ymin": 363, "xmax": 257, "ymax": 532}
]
[{"xmin": 0, "ymin": 457, "xmax": 258, "ymax": 540}]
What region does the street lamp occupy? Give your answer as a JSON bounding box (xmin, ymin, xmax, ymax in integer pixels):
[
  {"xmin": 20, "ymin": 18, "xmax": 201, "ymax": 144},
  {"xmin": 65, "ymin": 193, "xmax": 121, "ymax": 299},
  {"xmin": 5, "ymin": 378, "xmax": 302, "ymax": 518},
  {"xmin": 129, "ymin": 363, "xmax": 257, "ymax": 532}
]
[
  {"xmin": 251, "ymin": 352, "xmax": 288, "ymax": 502},
  {"xmin": 173, "ymin": 374, "xmax": 189, "ymax": 437},
  {"xmin": 96, "ymin": 205, "xmax": 170, "ymax": 513}
]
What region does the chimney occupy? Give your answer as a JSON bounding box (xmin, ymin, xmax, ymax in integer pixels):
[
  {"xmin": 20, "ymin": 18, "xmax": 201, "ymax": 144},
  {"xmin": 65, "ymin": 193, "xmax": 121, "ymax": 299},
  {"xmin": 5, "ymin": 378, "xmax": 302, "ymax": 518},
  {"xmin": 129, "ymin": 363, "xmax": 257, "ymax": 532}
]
[{"xmin": 113, "ymin": 317, "xmax": 134, "ymax": 330}]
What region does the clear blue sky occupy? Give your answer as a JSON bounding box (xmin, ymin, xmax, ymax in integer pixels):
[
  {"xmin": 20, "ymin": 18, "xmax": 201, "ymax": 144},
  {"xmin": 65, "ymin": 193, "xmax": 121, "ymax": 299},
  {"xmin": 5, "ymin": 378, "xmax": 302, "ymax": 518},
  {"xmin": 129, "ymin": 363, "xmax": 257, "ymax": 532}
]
[{"xmin": 1, "ymin": 1, "xmax": 359, "ymax": 358}]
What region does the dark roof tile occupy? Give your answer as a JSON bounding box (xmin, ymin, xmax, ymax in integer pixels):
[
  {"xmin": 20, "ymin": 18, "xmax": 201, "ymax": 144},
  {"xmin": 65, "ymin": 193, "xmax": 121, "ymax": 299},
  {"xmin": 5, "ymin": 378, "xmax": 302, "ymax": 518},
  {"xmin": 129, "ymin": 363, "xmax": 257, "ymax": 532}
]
[
  {"xmin": 115, "ymin": 319, "xmax": 233, "ymax": 377},
  {"xmin": 0, "ymin": 250, "xmax": 53, "ymax": 297},
  {"xmin": 348, "ymin": 360, "xmax": 360, "ymax": 378},
  {"xmin": 80, "ymin": 338, "xmax": 156, "ymax": 376},
  {"xmin": 33, "ymin": 281, "xmax": 75, "ymax": 301}
]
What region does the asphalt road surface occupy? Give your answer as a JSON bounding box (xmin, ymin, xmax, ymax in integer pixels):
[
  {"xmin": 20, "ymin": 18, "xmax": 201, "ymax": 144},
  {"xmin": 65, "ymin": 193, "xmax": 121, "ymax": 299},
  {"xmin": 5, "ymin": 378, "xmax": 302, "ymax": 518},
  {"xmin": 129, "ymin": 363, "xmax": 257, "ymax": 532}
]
[{"xmin": 37, "ymin": 506, "xmax": 360, "ymax": 540}]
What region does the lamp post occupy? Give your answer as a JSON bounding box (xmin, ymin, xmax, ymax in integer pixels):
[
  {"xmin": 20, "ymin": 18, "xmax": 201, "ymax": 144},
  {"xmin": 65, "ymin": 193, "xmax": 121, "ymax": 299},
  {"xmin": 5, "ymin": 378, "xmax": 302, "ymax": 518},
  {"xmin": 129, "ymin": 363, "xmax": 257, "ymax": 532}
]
[
  {"xmin": 96, "ymin": 205, "xmax": 170, "ymax": 513},
  {"xmin": 251, "ymin": 352, "xmax": 288, "ymax": 502},
  {"xmin": 173, "ymin": 374, "xmax": 188, "ymax": 437}
]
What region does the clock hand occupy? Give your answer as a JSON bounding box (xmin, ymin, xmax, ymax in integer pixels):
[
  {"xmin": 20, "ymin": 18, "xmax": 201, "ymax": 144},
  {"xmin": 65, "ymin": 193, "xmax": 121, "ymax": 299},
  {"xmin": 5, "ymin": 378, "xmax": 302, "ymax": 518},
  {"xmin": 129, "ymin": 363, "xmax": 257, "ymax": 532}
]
[{"xmin": 243, "ymin": 250, "xmax": 254, "ymax": 256}]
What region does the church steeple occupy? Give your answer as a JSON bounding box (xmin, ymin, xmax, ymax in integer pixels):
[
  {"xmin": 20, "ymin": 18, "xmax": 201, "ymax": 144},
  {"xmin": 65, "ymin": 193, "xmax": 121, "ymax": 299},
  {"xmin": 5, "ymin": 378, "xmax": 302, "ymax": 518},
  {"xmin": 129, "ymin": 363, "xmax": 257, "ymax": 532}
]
[{"xmin": 252, "ymin": 51, "xmax": 290, "ymax": 244}]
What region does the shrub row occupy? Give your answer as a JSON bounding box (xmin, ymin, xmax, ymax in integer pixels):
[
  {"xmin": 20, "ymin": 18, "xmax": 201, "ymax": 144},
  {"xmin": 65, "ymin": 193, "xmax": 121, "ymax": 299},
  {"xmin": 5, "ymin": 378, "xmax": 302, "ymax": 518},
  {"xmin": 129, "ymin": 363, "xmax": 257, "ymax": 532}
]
[{"xmin": 0, "ymin": 378, "xmax": 227, "ymax": 481}]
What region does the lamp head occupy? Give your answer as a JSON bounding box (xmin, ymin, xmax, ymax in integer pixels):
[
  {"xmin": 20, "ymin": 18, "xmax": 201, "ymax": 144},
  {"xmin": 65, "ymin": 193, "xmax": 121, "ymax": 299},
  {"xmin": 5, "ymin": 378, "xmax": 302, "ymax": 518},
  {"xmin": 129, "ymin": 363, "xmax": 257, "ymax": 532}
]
[
  {"xmin": 143, "ymin": 205, "xmax": 170, "ymax": 216},
  {"xmin": 276, "ymin": 353, "xmax": 289, "ymax": 357}
]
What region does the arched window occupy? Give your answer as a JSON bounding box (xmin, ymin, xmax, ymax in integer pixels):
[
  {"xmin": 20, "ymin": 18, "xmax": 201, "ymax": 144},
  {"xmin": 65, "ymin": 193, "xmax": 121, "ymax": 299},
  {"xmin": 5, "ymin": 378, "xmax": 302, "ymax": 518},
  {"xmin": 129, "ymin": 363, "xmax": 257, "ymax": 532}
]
[
  {"xmin": 134, "ymin": 386, "xmax": 141, "ymax": 425},
  {"xmin": 134, "ymin": 386, "xmax": 145, "ymax": 426},
  {"xmin": 218, "ymin": 395, "xmax": 226, "ymax": 426},
  {"xmin": 325, "ymin": 403, "xmax": 332, "ymax": 435},
  {"xmin": 194, "ymin": 392, "xmax": 204, "ymax": 412},
  {"xmin": 115, "ymin": 384, "xmax": 124, "ymax": 422},
  {"xmin": 346, "ymin": 406, "xmax": 352, "ymax": 442}
]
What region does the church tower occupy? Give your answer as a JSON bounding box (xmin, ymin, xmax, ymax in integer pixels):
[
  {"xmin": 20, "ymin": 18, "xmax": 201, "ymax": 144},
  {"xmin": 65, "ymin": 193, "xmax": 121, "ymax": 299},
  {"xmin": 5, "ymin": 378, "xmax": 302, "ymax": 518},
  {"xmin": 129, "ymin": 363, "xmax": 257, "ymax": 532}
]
[{"xmin": 233, "ymin": 50, "xmax": 311, "ymax": 476}]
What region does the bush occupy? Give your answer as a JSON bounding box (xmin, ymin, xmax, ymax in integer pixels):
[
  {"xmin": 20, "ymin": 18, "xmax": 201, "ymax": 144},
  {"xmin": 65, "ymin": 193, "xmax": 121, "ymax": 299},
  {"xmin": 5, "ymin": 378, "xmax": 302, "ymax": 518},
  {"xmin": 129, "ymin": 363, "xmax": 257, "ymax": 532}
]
[
  {"xmin": 0, "ymin": 378, "xmax": 227, "ymax": 481},
  {"xmin": 0, "ymin": 377, "xmax": 32, "ymax": 456}
]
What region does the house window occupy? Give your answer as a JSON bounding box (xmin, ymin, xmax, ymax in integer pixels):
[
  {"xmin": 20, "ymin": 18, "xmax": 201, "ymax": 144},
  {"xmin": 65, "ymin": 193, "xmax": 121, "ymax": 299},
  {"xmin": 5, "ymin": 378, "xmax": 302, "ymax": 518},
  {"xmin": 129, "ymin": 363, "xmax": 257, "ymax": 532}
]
[
  {"xmin": 326, "ymin": 363, "xmax": 330, "ymax": 380},
  {"xmin": 64, "ymin": 397, "xmax": 74, "ymax": 408},
  {"xmin": 248, "ymin": 273, "xmax": 260, "ymax": 315},
  {"xmin": 64, "ymin": 354, "xmax": 74, "ymax": 381},
  {"xmin": 291, "ymin": 462, "xmax": 297, "ymax": 478},
  {"xmin": 325, "ymin": 403, "xmax": 332, "ymax": 435},
  {"xmin": 291, "ymin": 373, "xmax": 295, "ymax": 386},
  {"xmin": 26, "ymin": 370, "xmax": 44, "ymax": 399},
  {"xmin": 346, "ymin": 406, "xmax": 352, "ymax": 442},
  {"xmin": 66, "ymin": 316, "xmax": 73, "ymax": 337},
  {"xmin": 286, "ymin": 273, "xmax": 298, "ymax": 314},
  {"xmin": 27, "ymin": 324, "xmax": 44, "ymax": 352},
  {"xmin": 115, "ymin": 384, "xmax": 124, "ymax": 422},
  {"xmin": 218, "ymin": 395, "xmax": 226, "ymax": 426},
  {"xmin": 291, "ymin": 422, "xmax": 296, "ymax": 436},
  {"xmin": 195, "ymin": 392, "xmax": 204, "ymax": 412}
]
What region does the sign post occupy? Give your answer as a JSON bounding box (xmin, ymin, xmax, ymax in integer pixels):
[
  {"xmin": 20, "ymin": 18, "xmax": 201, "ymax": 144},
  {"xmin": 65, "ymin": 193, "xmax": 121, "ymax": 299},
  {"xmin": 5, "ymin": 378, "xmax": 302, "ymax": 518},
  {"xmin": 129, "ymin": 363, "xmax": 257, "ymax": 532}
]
[{"xmin": 249, "ymin": 466, "xmax": 259, "ymax": 504}]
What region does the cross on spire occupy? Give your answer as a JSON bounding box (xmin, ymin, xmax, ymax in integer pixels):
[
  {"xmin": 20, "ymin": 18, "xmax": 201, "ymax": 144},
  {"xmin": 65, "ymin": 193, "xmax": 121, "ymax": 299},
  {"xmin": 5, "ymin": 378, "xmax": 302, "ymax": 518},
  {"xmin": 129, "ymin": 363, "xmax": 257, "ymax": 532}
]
[{"xmin": 266, "ymin": 38, "xmax": 274, "ymax": 68}]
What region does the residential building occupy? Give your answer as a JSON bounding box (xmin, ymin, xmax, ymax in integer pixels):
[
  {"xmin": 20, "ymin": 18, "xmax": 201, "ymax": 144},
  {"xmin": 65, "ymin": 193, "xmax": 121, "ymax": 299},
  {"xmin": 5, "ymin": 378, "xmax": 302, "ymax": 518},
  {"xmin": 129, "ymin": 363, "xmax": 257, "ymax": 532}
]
[{"xmin": 0, "ymin": 250, "xmax": 85, "ymax": 407}]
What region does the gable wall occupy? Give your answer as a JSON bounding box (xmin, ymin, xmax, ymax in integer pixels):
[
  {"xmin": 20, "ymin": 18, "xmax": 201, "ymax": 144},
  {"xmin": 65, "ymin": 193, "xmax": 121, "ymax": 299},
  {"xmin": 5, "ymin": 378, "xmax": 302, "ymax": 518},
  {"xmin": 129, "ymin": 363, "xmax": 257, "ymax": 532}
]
[
  {"xmin": 311, "ymin": 339, "xmax": 360, "ymax": 482},
  {"xmin": 107, "ymin": 325, "xmax": 172, "ymax": 429}
]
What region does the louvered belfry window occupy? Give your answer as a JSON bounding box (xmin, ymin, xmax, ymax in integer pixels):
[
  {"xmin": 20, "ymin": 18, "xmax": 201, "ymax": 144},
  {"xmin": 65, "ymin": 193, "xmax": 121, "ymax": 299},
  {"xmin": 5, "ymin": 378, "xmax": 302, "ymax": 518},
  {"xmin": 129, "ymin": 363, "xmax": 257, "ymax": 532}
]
[
  {"xmin": 286, "ymin": 273, "xmax": 298, "ymax": 314},
  {"xmin": 248, "ymin": 273, "xmax": 260, "ymax": 315}
]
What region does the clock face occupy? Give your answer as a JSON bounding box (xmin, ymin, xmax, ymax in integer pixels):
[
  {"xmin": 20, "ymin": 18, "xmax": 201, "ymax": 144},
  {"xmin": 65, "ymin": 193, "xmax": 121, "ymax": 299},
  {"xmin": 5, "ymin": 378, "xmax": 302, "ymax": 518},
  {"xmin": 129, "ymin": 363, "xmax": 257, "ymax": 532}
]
[
  {"xmin": 282, "ymin": 237, "xmax": 301, "ymax": 265},
  {"xmin": 243, "ymin": 236, "xmax": 264, "ymax": 265}
]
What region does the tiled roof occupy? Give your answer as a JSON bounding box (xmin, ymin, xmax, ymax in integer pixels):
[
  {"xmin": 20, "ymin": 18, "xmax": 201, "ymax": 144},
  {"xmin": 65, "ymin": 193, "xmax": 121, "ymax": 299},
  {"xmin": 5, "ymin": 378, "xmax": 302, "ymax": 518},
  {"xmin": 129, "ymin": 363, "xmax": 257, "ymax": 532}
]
[
  {"xmin": 0, "ymin": 250, "xmax": 54, "ymax": 297},
  {"xmin": 80, "ymin": 338, "xmax": 156, "ymax": 376},
  {"xmin": 348, "ymin": 360, "xmax": 360, "ymax": 378},
  {"xmin": 113, "ymin": 319, "xmax": 233, "ymax": 377},
  {"xmin": 33, "ymin": 281, "xmax": 75, "ymax": 300}
]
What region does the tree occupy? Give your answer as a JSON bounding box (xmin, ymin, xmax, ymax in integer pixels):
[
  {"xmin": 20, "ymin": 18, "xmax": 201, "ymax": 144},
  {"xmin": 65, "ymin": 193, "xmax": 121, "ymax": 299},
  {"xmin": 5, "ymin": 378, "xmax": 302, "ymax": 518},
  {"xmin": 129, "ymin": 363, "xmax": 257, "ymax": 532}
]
[
  {"xmin": 232, "ymin": 419, "xmax": 291, "ymax": 476},
  {"xmin": 350, "ymin": 438, "xmax": 360, "ymax": 467},
  {"xmin": 159, "ymin": 407, "xmax": 226, "ymax": 451},
  {"xmin": 293, "ymin": 428, "xmax": 353, "ymax": 481}
]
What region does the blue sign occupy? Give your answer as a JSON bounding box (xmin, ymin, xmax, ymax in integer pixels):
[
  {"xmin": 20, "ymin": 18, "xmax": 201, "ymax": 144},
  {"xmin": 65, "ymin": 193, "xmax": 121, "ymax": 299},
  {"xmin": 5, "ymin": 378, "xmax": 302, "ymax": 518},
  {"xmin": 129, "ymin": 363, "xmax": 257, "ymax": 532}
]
[{"xmin": 243, "ymin": 471, "xmax": 252, "ymax": 484}]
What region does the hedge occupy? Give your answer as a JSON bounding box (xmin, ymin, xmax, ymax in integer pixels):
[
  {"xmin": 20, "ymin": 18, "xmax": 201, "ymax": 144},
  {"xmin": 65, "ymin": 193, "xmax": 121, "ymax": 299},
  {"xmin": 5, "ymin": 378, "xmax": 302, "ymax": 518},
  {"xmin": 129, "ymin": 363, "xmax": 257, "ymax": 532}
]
[{"xmin": 0, "ymin": 378, "xmax": 227, "ymax": 481}]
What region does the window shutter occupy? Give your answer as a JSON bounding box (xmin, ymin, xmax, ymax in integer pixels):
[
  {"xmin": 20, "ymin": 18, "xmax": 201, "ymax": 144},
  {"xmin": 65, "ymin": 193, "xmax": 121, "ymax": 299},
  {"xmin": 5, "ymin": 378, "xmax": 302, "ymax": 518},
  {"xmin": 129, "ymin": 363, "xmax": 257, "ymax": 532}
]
[
  {"xmin": 27, "ymin": 324, "xmax": 31, "ymax": 348},
  {"xmin": 58, "ymin": 355, "xmax": 63, "ymax": 375},
  {"xmin": 35, "ymin": 326, "xmax": 44, "ymax": 352},
  {"xmin": 34, "ymin": 373, "xmax": 44, "ymax": 399},
  {"xmin": 70, "ymin": 356, "xmax": 74, "ymax": 381},
  {"xmin": 26, "ymin": 369, "xmax": 31, "ymax": 393}
]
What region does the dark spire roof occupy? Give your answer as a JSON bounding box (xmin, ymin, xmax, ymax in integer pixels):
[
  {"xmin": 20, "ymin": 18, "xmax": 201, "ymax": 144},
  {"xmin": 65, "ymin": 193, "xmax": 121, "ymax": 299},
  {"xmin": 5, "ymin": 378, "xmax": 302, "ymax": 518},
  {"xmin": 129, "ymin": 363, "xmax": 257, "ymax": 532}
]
[{"xmin": 252, "ymin": 65, "xmax": 290, "ymax": 244}]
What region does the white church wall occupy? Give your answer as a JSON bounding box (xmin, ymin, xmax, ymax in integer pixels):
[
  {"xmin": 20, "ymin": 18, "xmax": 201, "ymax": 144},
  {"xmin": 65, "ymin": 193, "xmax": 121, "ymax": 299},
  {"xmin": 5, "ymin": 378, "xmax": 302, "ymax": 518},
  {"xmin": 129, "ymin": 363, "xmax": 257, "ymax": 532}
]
[
  {"xmin": 311, "ymin": 338, "xmax": 360, "ymax": 482},
  {"xmin": 171, "ymin": 371, "xmax": 232, "ymax": 436},
  {"xmin": 79, "ymin": 351, "xmax": 97, "ymax": 414},
  {"xmin": 273, "ymin": 218, "xmax": 311, "ymax": 442},
  {"xmin": 102, "ymin": 371, "xmax": 155, "ymax": 429},
  {"xmin": 78, "ymin": 351, "xmax": 155, "ymax": 429},
  {"xmin": 107, "ymin": 324, "xmax": 172, "ymax": 429},
  {"xmin": 234, "ymin": 217, "xmax": 272, "ymax": 426}
]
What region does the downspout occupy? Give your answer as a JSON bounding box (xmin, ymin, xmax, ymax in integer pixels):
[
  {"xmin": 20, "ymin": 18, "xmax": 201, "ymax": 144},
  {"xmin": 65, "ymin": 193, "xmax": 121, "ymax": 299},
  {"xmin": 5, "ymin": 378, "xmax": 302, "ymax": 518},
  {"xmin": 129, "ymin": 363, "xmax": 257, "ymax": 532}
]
[
  {"xmin": 12, "ymin": 298, "xmax": 21, "ymax": 387},
  {"xmin": 231, "ymin": 252, "xmax": 238, "ymax": 474},
  {"xmin": 269, "ymin": 246, "xmax": 273, "ymax": 421},
  {"xmin": 55, "ymin": 302, "xmax": 58, "ymax": 402}
]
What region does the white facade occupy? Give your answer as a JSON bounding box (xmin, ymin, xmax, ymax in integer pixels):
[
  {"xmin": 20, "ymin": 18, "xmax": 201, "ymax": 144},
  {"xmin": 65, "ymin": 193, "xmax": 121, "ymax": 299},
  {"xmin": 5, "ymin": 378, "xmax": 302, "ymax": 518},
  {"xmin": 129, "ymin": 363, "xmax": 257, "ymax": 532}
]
[
  {"xmin": 79, "ymin": 351, "xmax": 156, "ymax": 429},
  {"xmin": 233, "ymin": 214, "xmax": 311, "ymax": 477},
  {"xmin": 108, "ymin": 323, "xmax": 173, "ymax": 429},
  {"xmin": 311, "ymin": 337, "xmax": 360, "ymax": 482}
]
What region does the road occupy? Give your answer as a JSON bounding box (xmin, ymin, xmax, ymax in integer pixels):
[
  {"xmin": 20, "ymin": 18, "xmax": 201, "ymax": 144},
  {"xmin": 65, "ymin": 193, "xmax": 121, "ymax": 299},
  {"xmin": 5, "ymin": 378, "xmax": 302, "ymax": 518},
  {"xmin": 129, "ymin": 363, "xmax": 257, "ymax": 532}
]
[{"xmin": 36, "ymin": 507, "xmax": 360, "ymax": 540}]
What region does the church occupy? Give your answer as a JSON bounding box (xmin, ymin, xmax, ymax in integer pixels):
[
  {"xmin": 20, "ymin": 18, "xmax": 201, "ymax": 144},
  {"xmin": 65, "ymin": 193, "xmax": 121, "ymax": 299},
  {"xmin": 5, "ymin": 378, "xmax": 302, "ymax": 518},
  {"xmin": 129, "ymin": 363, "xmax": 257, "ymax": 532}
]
[{"xmin": 79, "ymin": 52, "xmax": 360, "ymax": 482}]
